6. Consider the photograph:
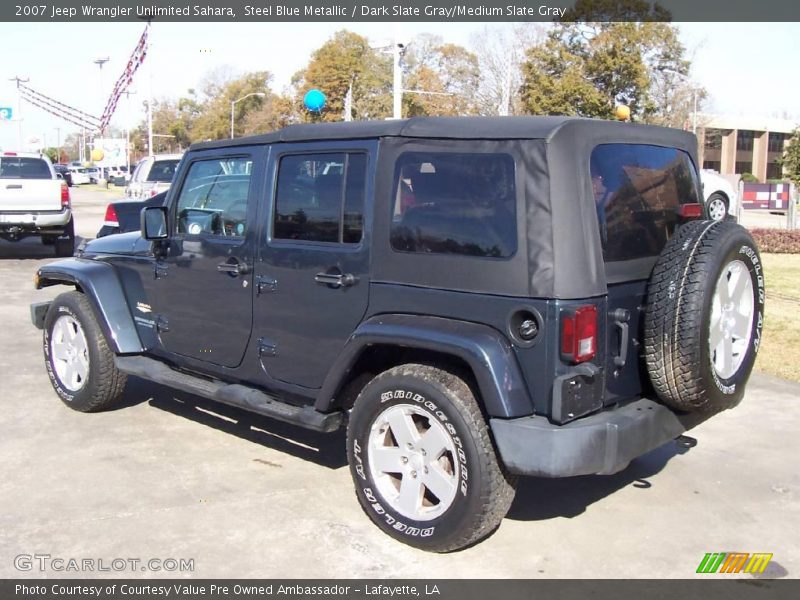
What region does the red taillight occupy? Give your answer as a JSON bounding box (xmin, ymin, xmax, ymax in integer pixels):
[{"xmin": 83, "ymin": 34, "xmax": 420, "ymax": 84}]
[
  {"xmin": 679, "ymin": 203, "xmax": 703, "ymax": 218},
  {"xmin": 3, "ymin": 151, "xmax": 17, "ymax": 156},
  {"xmin": 60, "ymin": 183, "xmax": 70, "ymax": 208},
  {"xmin": 104, "ymin": 203, "xmax": 119, "ymax": 226},
  {"xmin": 150, "ymin": 189, "xmax": 158, "ymax": 197},
  {"xmin": 561, "ymin": 305, "xmax": 598, "ymax": 363}
]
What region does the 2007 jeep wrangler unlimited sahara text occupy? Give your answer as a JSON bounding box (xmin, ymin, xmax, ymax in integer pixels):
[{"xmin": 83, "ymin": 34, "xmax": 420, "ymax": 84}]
[{"xmin": 30, "ymin": 117, "xmax": 764, "ymax": 552}]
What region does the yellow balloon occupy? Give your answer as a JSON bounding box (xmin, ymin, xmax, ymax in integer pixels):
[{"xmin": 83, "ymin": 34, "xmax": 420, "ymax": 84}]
[
  {"xmin": 90, "ymin": 149, "xmax": 104, "ymax": 162},
  {"xmin": 615, "ymin": 105, "xmax": 631, "ymax": 121}
]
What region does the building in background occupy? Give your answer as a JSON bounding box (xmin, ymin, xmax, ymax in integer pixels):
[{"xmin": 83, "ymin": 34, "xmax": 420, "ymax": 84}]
[{"xmin": 698, "ymin": 116, "xmax": 796, "ymax": 182}]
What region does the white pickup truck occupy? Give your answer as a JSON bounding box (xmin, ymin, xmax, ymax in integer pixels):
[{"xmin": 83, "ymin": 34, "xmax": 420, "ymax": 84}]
[{"xmin": 0, "ymin": 152, "xmax": 74, "ymax": 256}]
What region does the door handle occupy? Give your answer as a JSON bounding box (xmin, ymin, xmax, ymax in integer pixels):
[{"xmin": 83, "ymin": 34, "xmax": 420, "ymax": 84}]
[
  {"xmin": 315, "ymin": 272, "xmax": 357, "ymax": 288},
  {"xmin": 217, "ymin": 260, "xmax": 250, "ymax": 276}
]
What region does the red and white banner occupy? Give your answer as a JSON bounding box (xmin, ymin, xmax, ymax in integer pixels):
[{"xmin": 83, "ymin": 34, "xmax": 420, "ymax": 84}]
[{"xmin": 99, "ymin": 24, "xmax": 149, "ymax": 131}]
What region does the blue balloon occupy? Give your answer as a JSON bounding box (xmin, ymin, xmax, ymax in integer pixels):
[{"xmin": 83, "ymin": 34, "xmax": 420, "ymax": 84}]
[{"xmin": 304, "ymin": 89, "xmax": 326, "ymax": 112}]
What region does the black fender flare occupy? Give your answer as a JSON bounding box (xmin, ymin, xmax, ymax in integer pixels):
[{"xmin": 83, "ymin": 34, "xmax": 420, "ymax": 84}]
[
  {"xmin": 315, "ymin": 314, "xmax": 534, "ymax": 418},
  {"xmin": 36, "ymin": 258, "xmax": 144, "ymax": 354}
]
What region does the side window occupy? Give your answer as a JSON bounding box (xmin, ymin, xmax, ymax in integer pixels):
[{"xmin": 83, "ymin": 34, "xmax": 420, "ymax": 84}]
[
  {"xmin": 390, "ymin": 152, "xmax": 517, "ymax": 258},
  {"xmin": 175, "ymin": 157, "xmax": 252, "ymax": 237},
  {"xmin": 273, "ymin": 152, "xmax": 366, "ymax": 244},
  {"xmin": 591, "ymin": 144, "xmax": 701, "ymax": 262}
]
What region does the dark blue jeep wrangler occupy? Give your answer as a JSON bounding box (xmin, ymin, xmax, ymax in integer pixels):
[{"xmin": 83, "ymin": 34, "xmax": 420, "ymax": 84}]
[{"xmin": 31, "ymin": 117, "xmax": 764, "ymax": 552}]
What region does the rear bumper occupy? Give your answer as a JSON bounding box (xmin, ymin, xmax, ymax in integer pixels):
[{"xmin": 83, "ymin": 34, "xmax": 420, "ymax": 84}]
[
  {"xmin": 0, "ymin": 208, "xmax": 71, "ymax": 230},
  {"xmin": 490, "ymin": 397, "xmax": 718, "ymax": 478}
]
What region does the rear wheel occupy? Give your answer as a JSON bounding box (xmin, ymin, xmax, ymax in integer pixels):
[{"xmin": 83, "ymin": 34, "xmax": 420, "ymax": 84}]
[
  {"xmin": 347, "ymin": 364, "xmax": 516, "ymax": 552},
  {"xmin": 43, "ymin": 291, "xmax": 127, "ymax": 412},
  {"xmin": 644, "ymin": 220, "xmax": 764, "ymax": 412}
]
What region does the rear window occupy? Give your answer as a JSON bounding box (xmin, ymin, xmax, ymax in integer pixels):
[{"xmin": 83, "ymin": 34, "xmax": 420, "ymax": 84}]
[
  {"xmin": 0, "ymin": 157, "xmax": 51, "ymax": 179},
  {"xmin": 590, "ymin": 144, "xmax": 700, "ymax": 262},
  {"xmin": 146, "ymin": 159, "xmax": 180, "ymax": 183},
  {"xmin": 390, "ymin": 152, "xmax": 516, "ymax": 258}
]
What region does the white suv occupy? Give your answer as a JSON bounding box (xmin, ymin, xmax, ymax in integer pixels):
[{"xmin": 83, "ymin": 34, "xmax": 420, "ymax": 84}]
[{"xmin": 126, "ymin": 153, "xmax": 183, "ymax": 201}]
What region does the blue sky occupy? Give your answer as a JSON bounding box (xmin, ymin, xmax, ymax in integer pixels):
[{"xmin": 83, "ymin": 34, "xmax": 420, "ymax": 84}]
[{"xmin": 0, "ymin": 21, "xmax": 797, "ymax": 150}]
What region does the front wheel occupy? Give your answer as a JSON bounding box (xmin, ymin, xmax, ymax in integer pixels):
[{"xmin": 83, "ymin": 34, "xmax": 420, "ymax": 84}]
[
  {"xmin": 43, "ymin": 291, "xmax": 127, "ymax": 412},
  {"xmin": 347, "ymin": 364, "xmax": 516, "ymax": 552}
]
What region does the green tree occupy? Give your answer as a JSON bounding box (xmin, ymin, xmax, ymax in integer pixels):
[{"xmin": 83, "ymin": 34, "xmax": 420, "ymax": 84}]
[
  {"xmin": 43, "ymin": 147, "xmax": 60, "ymax": 164},
  {"xmin": 403, "ymin": 40, "xmax": 481, "ymax": 117},
  {"xmin": 519, "ymin": 0, "xmax": 696, "ymax": 121},
  {"xmin": 293, "ymin": 30, "xmax": 392, "ymax": 122},
  {"xmin": 191, "ymin": 69, "xmax": 272, "ymax": 140},
  {"xmin": 779, "ymin": 128, "xmax": 800, "ymax": 185},
  {"xmin": 242, "ymin": 94, "xmax": 297, "ymax": 135}
]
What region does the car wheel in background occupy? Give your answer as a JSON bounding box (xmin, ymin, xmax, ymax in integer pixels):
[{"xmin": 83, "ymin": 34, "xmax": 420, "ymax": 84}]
[
  {"xmin": 707, "ymin": 193, "xmax": 728, "ymax": 221},
  {"xmin": 54, "ymin": 219, "xmax": 75, "ymax": 257}
]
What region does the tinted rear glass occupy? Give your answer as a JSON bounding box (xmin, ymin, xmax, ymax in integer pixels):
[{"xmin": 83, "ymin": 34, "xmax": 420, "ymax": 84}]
[
  {"xmin": 0, "ymin": 157, "xmax": 51, "ymax": 179},
  {"xmin": 390, "ymin": 152, "xmax": 516, "ymax": 258},
  {"xmin": 146, "ymin": 159, "xmax": 180, "ymax": 182},
  {"xmin": 591, "ymin": 144, "xmax": 700, "ymax": 262}
]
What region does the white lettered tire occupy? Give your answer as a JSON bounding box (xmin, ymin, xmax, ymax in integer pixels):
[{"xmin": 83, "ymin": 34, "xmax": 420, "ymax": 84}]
[
  {"xmin": 644, "ymin": 220, "xmax": 765, "ymax": 412},
  {"xmin": 346, "ymin": 364, "xmax": 516, "ymax": 552},
  {"xmin": 43, "ymin": 291, "xmax": 127, "ymax": 412}
]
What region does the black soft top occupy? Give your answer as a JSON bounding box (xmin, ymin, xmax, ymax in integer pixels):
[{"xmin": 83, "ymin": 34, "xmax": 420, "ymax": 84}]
[
  {"xmin": 190, "ymin": 116, "xmax": 700, "ymax": 299},
  {"xmin": 191, "ymin": 116, "xmax": 696, "ymax": 152}
]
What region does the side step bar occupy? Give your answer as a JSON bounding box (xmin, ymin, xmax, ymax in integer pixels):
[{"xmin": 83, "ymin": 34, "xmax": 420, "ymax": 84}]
[{"xmin": 115, "ymin": 356, "xmax": 342, "ymax": 433}]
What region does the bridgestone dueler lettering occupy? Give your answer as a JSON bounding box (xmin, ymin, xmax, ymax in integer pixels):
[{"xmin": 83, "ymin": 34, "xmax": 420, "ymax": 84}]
[
  {"xmin": 347, "ymin": 364, "xmax": 516, "ymax": 552},
  {"xmin": 644, "ymin": 220, "xmax": 765, "ymax": 412}
]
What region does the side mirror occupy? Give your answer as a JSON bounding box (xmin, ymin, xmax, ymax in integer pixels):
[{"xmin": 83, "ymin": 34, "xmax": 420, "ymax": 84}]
[{"xmin": 141, "ymin": 206, "xmax": 168, "ymax": 240}]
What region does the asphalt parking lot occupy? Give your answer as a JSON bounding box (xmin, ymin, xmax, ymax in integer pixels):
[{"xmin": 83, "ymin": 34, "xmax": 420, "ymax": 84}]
[{"xmin": 0, "ymin": 188, "xmax": 797, "ymax": 579}]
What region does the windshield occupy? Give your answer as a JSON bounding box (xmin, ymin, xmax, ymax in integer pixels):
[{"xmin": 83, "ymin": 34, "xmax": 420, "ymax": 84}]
[
  {"xmin": 0, "ymin": 157, "xmax": 51, "ymax": 179},
  {"xmin": 146, "ymin": 159, "xmax": 180, "ymax": 183}
]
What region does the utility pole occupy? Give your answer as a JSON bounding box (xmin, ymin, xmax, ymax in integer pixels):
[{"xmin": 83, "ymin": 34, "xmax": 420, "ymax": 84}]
[
  {"xmin": 8, "ymin": 75, "xmax": 28, "ymax": 150},
  {"xmin": 393, "ymin": 41, "xmax": 403, "ymax": 119},
  {"xmin": 125, "ymin": 90, "xmax": 136, "ymax": 168},
  {"xmin": 55, "ymin": 127, "xmax": 60, "ymax": 162}
]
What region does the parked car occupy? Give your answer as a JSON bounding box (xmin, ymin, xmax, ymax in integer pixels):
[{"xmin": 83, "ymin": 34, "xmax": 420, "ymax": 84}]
[
  {"xmin": 68, "ymin": 166, "xmax": 90, "ymax": 186},
  {"xmin": 126, "ymin": 153, "xmax": 182, "ymax": 200},
  {"xmin": 104, "ymin": 165, "xmax": 129, "ymax": 185},
  {"xmin": 86, "ymin": 167, "xmax": 101, "ymax": 184},
  {"xmin": 0, "ymin": 151, "xmax": 74, "ymax": 256},
  {"xmin": 52, "ymin": 164, "xmax": 73, "ymax": 187},
  {"xmin": 701, "ymin": 169, "xmax": 739, "ymax": 221},
  {"xmin": 97, "ymin": 191, "xmax": 167, "ymax": 238},
  {"xmin": 31, "ymin": 117, "xmax": 764, "ymax": 552}
]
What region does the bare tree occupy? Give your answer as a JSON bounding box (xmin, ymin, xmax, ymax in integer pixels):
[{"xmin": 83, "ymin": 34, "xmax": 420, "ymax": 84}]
[{"xmin": 469, "ymin": 23, "xmax": 545, "ymax": 116}]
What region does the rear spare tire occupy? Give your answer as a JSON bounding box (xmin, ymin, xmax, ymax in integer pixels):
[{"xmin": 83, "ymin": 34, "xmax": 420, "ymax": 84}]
[{"xmin": 644, "ymin": 220, "xmax": 764, "ymax": 412}]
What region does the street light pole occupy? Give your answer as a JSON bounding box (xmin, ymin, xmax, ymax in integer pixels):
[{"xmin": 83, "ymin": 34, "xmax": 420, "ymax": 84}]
[
  {"xmin": 230, "ymin": 92, "xmax": 266, "ymax": 138},
  {"xmin": 93, "ymin": 57, "xmax": 109, "ymax": 143},
  {"xmin": 8, "ymin": 76, "xmax": 28, "ymax": 150}
]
